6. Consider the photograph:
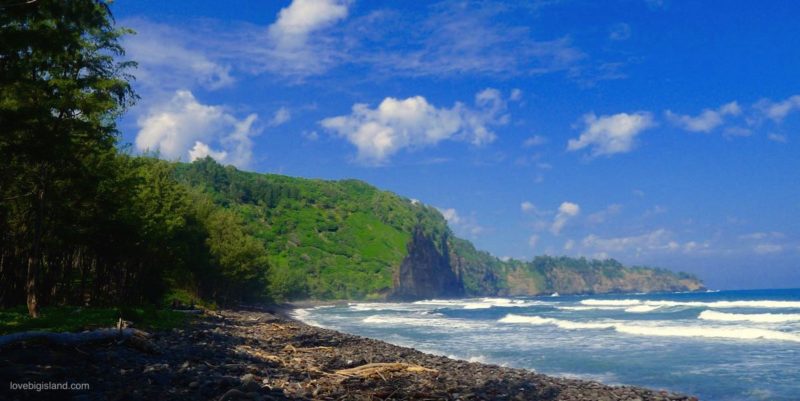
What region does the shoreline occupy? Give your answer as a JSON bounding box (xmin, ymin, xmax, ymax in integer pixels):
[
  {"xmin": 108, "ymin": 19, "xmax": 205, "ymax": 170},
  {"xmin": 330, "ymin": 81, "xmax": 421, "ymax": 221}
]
[{"xmin": 1, "ymin": 306, "xmax": 697, "ymax": 400}]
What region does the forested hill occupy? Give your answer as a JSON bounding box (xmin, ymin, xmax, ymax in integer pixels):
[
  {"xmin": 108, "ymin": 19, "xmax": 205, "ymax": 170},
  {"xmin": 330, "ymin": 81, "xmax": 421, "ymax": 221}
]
[{"xmin": 173, "ymin": 157, "xmax": 704, "ymax": 300}]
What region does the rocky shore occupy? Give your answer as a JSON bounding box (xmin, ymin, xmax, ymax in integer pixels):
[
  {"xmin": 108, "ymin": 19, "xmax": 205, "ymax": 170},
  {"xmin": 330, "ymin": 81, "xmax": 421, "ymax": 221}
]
[{"xmin": 0, "ymin": 308, "xmax": 698, "ymax": 401}]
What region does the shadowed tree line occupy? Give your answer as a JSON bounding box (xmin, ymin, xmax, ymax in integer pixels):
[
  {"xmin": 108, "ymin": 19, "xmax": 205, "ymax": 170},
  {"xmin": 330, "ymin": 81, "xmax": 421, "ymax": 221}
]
[{"xmin": 0, "ymin": 0, "xmax": 269, "ymax": 317}]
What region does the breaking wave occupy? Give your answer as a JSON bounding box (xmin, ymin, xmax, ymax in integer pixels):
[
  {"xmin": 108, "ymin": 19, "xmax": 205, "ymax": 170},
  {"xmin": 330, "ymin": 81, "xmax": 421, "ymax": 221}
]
[
  {"xmin": 698, "ymin": 310, "xmax": 800, "ymax": 323},
  {"xmin": 362, "ymin": 314, "xmax": 485, "ymax": 330},
  {"xmin": 413, "ymin": 297, "xmax": 540, "ymax": 310},
  {"xmin": 498, "ymin": 314, "xmax": 800, "ymax": 343},
  {"xmin": 580, "ymin": 299, "xmax": 800, "ymax": 309}
]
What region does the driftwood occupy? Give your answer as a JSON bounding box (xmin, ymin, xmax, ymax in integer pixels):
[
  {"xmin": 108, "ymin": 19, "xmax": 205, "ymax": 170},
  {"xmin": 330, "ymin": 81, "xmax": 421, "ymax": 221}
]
[
  {"xmin": 335, "ymin": 363, "xmax": 437, "ymax": 377},
  {"xmin": 172, "ymin": 309, "xmax": 204, "ymax": 314},
  {"xmin": 0, "ymin": 326, "xmax": 153, "ymax": 350}
]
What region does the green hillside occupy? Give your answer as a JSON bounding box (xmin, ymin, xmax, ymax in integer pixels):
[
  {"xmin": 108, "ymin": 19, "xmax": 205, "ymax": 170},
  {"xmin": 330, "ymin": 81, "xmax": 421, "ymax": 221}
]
[{"xmin": 173, "ymin": 157, "xmax": 704, "ymax": 300}]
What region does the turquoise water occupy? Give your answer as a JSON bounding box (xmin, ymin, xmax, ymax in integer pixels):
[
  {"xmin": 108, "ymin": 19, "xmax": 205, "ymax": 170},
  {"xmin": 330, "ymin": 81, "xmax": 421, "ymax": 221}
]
[{"xmin": 294, "ymin": 289, "xmax": 800, "ymax": 401}]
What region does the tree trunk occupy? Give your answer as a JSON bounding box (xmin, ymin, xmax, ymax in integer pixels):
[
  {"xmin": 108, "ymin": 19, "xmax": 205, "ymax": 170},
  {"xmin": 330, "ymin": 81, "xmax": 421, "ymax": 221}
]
[{"xmin": 26, "ymin": 168, "xmax": 46, "ymax": 318}]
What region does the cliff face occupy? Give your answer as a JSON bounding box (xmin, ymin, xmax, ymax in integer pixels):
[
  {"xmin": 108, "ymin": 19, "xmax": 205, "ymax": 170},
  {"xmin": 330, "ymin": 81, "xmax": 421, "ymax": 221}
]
[{"xmin": 391, "ymin": 228, "xmax": 463, "ymax": 300}]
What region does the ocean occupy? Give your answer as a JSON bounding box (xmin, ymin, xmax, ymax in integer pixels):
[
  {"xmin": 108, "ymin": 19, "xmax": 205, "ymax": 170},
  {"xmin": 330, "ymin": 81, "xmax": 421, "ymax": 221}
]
[{"xmin": 293, "ymin": 288, "xmax": 800, "ymax": 401}]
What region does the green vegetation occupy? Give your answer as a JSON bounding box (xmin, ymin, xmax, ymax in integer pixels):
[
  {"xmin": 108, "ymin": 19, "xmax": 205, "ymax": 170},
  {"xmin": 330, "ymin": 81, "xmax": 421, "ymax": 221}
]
[
  {"xmin": 173, "ymin": 157, "xmax": 449, "ymax": 300},
  {"xmin": 0, "ymin": 306, "xmax": 190, "ymax": 335}
]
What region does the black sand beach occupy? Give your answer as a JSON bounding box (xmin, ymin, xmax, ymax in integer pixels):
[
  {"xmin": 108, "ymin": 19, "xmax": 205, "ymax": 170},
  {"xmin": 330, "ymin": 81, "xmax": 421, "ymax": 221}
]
[{"xmin": 0, "ymin": 308, "xmax": 698, "ymax": 400}]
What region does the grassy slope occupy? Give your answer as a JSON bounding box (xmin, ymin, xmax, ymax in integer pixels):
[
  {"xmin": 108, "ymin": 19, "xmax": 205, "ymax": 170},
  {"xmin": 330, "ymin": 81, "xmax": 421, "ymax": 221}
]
[{"xmin": 173, "ymin": 159, "xmax": 702, "ymax": 300}]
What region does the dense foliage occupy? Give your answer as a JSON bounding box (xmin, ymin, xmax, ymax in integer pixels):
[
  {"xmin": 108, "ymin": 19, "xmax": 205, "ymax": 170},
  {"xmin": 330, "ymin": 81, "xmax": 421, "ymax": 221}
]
[
  {"xmin": 174, "ymin": 158, "xmax": 450, "ymax": 300},
  {"xmin": 0, "ymin": 1, "xmax": 267, "ymax": 316}
]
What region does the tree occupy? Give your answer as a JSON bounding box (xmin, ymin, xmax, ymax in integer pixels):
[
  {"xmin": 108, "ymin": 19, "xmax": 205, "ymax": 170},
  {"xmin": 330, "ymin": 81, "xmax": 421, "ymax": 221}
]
[{"xmin": 0, "ymin": 0, "xmax": 136, "ymax": 317}]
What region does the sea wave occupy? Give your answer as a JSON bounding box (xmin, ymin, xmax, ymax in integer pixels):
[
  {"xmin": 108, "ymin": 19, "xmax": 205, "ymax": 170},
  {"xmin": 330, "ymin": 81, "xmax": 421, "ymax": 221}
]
[
  {"xmin": 580, "ymin": 299, "xmax": 800, "ymax": 309},
  {"xmin": 698, "ymin": 310, "xmax": 800, "ymax": 323},
  {"xmin": 580, "ymin": 299, "xmax": 642, "ymax": 306},
  {"xmin": 498, "ymin": 314, "xmax": 800, "ymax": 343},
  {"xmin": 624, "ymin": 305, "xmax": 660, "ymax": 313},
  {"xmin": 414, "ymin": 297, "xmax": 539, "ymax": 310},
  {"xmin": 557, "ymin": 306, "xmax": 625, "ymax": 311},
  {"xmin": 498, "ymin": 314, "xmax": 615, "ymax": 330},
  {"xmin": 362, "ymin": 314, "xmax": 484, "ymax": 329}
]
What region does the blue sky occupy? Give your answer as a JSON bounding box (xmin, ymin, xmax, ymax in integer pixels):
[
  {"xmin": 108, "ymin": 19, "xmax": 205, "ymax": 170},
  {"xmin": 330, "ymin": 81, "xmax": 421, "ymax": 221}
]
[{"xmin": 112, "ymin": 0, "xmax": 799, "ymax": 290}]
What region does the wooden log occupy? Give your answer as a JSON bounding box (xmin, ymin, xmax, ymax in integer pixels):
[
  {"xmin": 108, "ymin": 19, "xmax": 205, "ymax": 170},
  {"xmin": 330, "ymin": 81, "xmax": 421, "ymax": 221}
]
[{"xmin": 0, "ymin": 327, "xmax": 152, "ymax": 348}]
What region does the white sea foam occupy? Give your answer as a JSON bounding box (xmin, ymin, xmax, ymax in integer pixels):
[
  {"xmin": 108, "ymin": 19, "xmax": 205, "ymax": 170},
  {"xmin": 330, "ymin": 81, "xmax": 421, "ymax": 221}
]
[
  {"xmin": 292, "ymin": 308, "xmax": 324, "ymax": 327},
  {"xmin": 498, "ymin": 314, "xmax": 800, "ymax": 343},
  {"xmin": 580, "ymin": 299, "xmax": 642, "ymax": 306},
  {"xmin": 698, "ymin": 310, "xmax": 800, "ymax": 323},
  {"xmin": 579, "ymin": 299, "xmax": 800, "ymax": 309},
  {"xmin": 347, "ymin": 302, "xmax": 419, "ymax": 312},
  {"xmin": 612, "ymin": 324, "xmax": 800, "ymax": 342},
  {"xmin": 557, "ymin": 306, "xmax": 625, "ymax": 311},
  {"xmin": 498, "ymin": 314, "xmax": 615, "ymax": 330},
  {"xmin": 362, "ymin": 315, "xmax": 483, "ymax": 329},
  {"xmin": 624, "ymin": 305, "xmax": 660, "ymax": 313},
  {"xmin": 414, "ymin": 297, "xmax": 538, "ymax": 310}
]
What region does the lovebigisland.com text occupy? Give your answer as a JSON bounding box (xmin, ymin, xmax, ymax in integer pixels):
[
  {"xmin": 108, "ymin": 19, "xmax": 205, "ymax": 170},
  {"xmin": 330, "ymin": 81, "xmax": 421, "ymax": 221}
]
[{"xmin": 9, "ymin": 380, "xmax": 90, "ymax": 392}]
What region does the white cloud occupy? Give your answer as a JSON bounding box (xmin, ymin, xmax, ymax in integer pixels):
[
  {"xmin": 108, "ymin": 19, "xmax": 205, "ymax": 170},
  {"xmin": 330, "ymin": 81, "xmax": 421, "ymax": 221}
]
[
  {"xmin": 439, "ymin": 208, "xmax": 461, "ymax": 225},
  {"xmin": 609, "ymin": 23, "xmax": 631, "ymax": 41},
  {"xmin": 551, "ymin": 201, "xmax": 580, "ymax": 235},
  {"xmin": 520, "ymin": 201, "xmax": 540, "ymax": 214},
  {"xmin": 756, "ymin": 95, "xmax": 800, "ymax": 122},
  {"xmin": 665, "ymin": 101, "xmax": 741, "ymax": 133},
  {"xmin": 567, "ymin": 112, "xmax": 654, "ymax": 156},
  {"xmin": 269, "ymin": 107, "xmax": 292, "ymax": 127},
  {"xmin": 768, "ymin": 133, "xmax": 788, "ymax": 143},
  {"xmin": 581, "ymin": 229, "xmax": 679, "ymax": 255},
  {"xmin": 266, "ymin": 0, "xmax": 350, "ymax": 75},
  {"xmin": 739, "ymin": 232, "xmax": 784, "ymax": 241},
  {"xmin": 722, "ymin": 126, "xmax": 752, "ymax": 137},
  {"xmin": 269, "ymin": 0, "xmax": 349, "ymax": 47},
  {"xmin": 754, "ymin": 244, "xmax": 783, "ymax": 254},
  {"xmin": 123, "ymin": 19, "xmax": 234, "ymax": 91},
  {"xmin": 587, "ymin": 204, "xmax": 622, "ymax": 225},
  {"xmin": 528, "ymin": 235, "xmax": 540, "ymax": 248},
  {"xmin": 510, "ymin": 88, "xmax": 523, "ymax": 101},
  {"xmin": 522, "ymin": 135, "xmax": 548, "ymax": 147},
  {"xmin": 564, "ymin": 239, "xmax": 575, "ymax": 251},
  {"xmin": 438, "ymin": 207, "xmax": 484, "ymax": 238},
  {"xmin": 366, "ymin": 3, "xmax": 585, "ymax": 78},
  {"xmin": 135, "ymin": 90, "xmax": 259, "ymax": 168},
  {"xmin": 321, "ymin": 90, "xmax": 508, "ymax": 164}
]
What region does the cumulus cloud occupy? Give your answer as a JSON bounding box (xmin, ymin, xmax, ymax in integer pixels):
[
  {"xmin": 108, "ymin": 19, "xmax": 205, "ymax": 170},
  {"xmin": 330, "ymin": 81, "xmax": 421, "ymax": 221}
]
[
  {"xmin": 551, "ymin": 202, "xmax": 580, "ymax": 235},
  {"xmin": 266, "ymin": 0, "xmax": 350, "ymax": 74},
  {"xmin": 135, "ymin": 90, "xmax": 259, "ymax": 168},
  {"xmin": 321, "ymin": 90, "xmax": 509, "ymax": 164},
  {"xmin": 755, "ymin": 95, "xmax": 800, "ymax": 122},
  {"xmin": 438, "ymin": 207, "xmax": 484, "ymax": 237},
  {"xmin": 609, "ymin": 23, "xmax": 631, "ymax": 41},
  {"xmin": 587, "ymin": 204, "xmax": 622, "ymax": 225},
  {"xmin": 768, "ymin": 133, "xmax": 788, "ymax": 143},
  {"xmin": 665, "ymin": 101, "xmax": 741, "ymax": 133},
  {"xmin": 581, "ymin": 229, "xmax": 680, "ymax": 256},
  {"xmin": 268, "ymin": 107, "xmax": 292, "ymax": 127},
  {"xmin": 528, "ymin": 235, "xmax": 540, "ymax": 249},
  {"xmin": 522, "ymin": 135, "xmax": 548, "ymax": 147},
  {"xmin": 567, "ymin": 112, "xmax": 654, "ymax": 156},
  {"xmin": 520, "ymin": 201, "xmax": 536, "ymax": 213},
  {"xmin": 269, "ymin": 0, "xmax": 349, "ymax": 47}
]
